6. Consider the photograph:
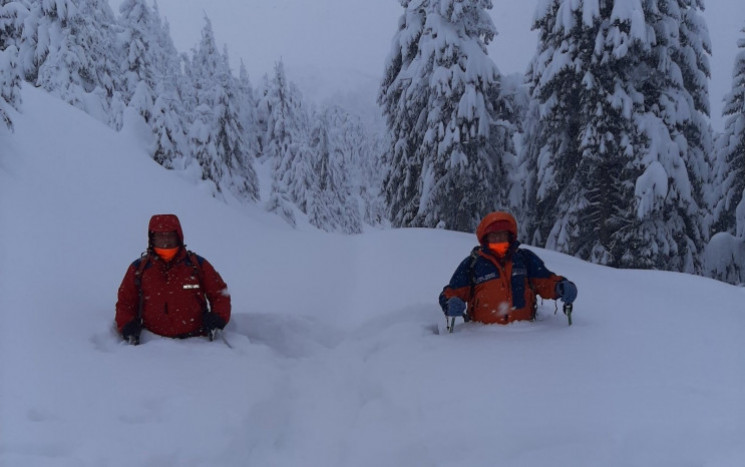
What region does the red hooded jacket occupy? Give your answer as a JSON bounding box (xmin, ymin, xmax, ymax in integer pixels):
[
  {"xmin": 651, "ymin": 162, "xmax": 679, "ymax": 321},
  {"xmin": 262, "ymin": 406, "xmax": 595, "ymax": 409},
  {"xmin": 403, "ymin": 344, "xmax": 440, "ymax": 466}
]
[{"xmin": 115, "ymin": 215, "xmax": 231, "ymax": 338}]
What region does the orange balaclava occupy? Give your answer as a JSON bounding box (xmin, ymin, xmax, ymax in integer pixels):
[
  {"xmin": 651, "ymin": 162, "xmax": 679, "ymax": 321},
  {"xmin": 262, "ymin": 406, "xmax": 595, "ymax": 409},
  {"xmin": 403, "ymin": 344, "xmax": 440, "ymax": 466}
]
[{"xmin": 153, "ymin": 246, "xmax": 179, "ymax": 262}]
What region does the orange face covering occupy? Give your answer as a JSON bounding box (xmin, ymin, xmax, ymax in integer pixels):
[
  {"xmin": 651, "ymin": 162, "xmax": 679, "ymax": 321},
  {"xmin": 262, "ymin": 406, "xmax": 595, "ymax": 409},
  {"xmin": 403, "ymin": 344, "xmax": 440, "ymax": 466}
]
[
  {"xmin": 154, "ymin": 247, "xmax": 179, "ymax": 262},
  {"xmin": 488, "ymin": 242, "xmax": 510, "ymax": 257}
]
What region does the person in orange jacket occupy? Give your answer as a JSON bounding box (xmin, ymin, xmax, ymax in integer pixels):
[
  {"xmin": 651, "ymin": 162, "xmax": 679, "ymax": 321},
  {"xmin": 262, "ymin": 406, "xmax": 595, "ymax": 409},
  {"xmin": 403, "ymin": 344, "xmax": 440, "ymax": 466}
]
[
  {"xmin": 116, "ymin": 214, "xmax": 231, "ymax": 344},
  {"xmin": 439, "ymin": 211, "xmax": 577, "ymax": 325}
]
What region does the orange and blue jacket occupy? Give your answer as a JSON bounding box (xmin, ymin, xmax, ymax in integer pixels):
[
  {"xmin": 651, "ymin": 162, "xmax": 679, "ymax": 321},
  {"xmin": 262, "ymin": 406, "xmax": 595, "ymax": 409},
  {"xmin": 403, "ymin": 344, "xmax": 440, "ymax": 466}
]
[{"xmin": 439, "ymin": 243, "xmax": 563, "ymax": 324}]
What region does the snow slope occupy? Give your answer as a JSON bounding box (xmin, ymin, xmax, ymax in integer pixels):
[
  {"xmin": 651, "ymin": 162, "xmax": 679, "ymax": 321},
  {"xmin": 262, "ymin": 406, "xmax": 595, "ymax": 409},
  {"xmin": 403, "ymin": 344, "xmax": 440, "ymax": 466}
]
[{"xmin": 1, "ymin": 87, "xmax": 745, "ymax": 466}]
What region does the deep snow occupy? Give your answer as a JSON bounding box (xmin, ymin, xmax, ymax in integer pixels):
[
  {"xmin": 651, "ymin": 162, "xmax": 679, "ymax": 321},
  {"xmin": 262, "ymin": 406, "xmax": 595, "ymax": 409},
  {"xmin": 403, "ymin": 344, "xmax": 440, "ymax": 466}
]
[{"xmin": 1, "ymin": 86, "xmax": 745, "ymax": 466}]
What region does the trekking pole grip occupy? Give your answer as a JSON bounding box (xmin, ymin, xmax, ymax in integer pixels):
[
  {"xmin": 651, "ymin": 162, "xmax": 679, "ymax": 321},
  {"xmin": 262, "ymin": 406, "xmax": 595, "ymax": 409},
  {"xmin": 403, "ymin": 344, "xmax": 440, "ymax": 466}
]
[{"xmin": 563, "ymin": 303, "xmax": 573, "ymax": 326}]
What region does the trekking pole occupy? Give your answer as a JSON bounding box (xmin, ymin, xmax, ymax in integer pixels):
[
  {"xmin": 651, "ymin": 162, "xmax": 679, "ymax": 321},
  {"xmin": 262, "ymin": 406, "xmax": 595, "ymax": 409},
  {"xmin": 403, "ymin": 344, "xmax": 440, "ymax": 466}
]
[
  {"xmin": 447, "ymin": 317, "xmax": 456, "ymax": 334},
  {"xmin": 218, "ymin": 331, "xmax": 233, "ymax": 349},
  {"xmin": 563, "ymin": 303, "xmax": 573, "ymax": 326}
]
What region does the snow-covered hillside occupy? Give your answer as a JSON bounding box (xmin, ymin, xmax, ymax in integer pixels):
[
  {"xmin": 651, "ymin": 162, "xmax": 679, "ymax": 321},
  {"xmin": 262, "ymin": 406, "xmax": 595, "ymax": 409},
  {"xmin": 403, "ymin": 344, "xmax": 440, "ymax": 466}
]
[{"xmin": 1, "ymin": 87, "xmax": 744, "ymax": 466}]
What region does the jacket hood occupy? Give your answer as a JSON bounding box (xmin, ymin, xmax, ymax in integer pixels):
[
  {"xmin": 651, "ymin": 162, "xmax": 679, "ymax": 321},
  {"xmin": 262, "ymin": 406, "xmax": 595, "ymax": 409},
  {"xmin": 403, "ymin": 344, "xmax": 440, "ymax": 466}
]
[
  {"xmin": 476, "ymin": 211, "xmax": 518, "ymax": 243},
  {"xmin": 148, "ymin": 214, "xmax": 184, "ymax": 245}
]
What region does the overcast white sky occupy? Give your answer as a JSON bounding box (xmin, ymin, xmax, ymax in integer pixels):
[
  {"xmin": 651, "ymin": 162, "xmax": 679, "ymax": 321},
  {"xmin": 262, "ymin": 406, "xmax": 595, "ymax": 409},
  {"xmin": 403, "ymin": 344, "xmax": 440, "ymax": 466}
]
[{"xmin": 115, "ymin": 0, "xmax": 745, "ymax": 131}]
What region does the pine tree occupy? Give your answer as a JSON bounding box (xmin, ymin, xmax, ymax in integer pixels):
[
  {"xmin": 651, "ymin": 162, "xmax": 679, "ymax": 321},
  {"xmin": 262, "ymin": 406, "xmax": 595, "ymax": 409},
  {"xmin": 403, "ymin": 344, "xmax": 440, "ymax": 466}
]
[
  {"xmin": 0, "ymin": 0, "xmax": 25, "ymax": 130},
  {"xmin": 307, "ymin": 110, "xmax": 338, "ymax": 231},
  {"xmin": 149, "ymin": 11, "xmax": 187, "ymax": 169},
  {"xmin": 357, "ymin": 131, "xmax": 389, "ymax": 227},
  {"xmin": 630, "ymin": 0, "xmax": 711, "ymax": 273},
  {"xmin": 187, "ymin": 103, "xmax": 220, "ymax": 192},
  {"xmin": 214, "ymin": 46, "xmax": 259, "ymax": 201},
  {"xmin": 379, "ymin": 0, "xmax": 515, "ymax": 232},
  {"xmin": 20, "ymin": 0, "xmax": 120, "ymax": 115},
  {"xmin": 704, "ymin": 23, "xmax": 745, "ymax": 284},
  {"xmin": 326, "ymin": 105, "xmax": 386, "ymax": 228},
  {"xmin": 237, "ymin": 61, "xmax": 261, "ymax": 160},
  {"xmin": 0, "ymin": 45, "xmax": 20, "ymax": 130},
  {"xmin": 307, "ymin": 107, "xmax": 363, "ymax": 234},
  {"xmin": 524, "ymin": 0, "xmax": 711, "ymax": 273},
  {"xmin": 524, "ymin": 0, "xmax": 644, "ymax": 263},
  {"xmin": 254, "ymin": 73, "xmax": 271, "ymax": 155},
  {"xmin": 187, "ymin": 17, "xmax": 258, "ymax": 201},
  {"xmin": 118, "ymin": 0, "xmax": 157, "ymax": 122},
  {"xmin": 710, "ymin": 24, "xmax": 745, "ymax": 237},
  {"xmin": 260, "ymin": 60, "xmax": 312, "ymax": 217}
]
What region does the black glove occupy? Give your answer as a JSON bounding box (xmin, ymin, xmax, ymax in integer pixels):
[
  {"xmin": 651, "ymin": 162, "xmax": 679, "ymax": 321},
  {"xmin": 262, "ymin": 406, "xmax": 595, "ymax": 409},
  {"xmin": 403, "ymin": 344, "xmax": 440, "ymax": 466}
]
[
  {"xmin": 121, "ymin": 320, "xmax": 141, "ymax": 345},
  {"xmin": 202, "ymin": 312, "xmax": 226, "ymax": 333}
]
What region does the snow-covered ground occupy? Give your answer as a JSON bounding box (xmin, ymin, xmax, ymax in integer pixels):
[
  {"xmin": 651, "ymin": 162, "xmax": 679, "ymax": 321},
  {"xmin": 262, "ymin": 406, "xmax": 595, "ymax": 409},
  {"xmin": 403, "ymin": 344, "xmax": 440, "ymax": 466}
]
[{"xmin": 2, "ymin": 87, "xmax": 745, "ymax": 466}]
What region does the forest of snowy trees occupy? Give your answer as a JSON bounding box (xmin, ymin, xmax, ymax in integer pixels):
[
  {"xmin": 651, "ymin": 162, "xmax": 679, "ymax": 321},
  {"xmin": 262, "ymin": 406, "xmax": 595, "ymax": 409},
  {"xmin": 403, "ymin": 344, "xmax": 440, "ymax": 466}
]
[
  {"xmin": 0, "ymin": 0, "xmax": 383, "ymax": 235},
  {"xmin": 1, "ymin": 0, "xmax": 744, "ymax": 284}
]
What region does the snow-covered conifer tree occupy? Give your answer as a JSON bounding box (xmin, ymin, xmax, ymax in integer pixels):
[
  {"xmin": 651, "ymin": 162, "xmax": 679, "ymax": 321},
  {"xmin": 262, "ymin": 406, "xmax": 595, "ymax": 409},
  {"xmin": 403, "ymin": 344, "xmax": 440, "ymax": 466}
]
[
  {"xmin": 187, "ymin": 17, "xmax": 258, "ymax": 201},
  {"xmin": 710, "ymin": 24, "xmax": 745, "ymax": 237},
  {"xmin": 213, "ymin": 46, "xmax": 259, "ymax": 200},
  {"xmin": 148, "ymin": 12, "xmax": 187, "ymax": 168},
  {"xmin": 358, "ymin": 132, "xmax": 389, "ymax": 227},
  {"xmin": 253, "ymin": 73, "xmax": 271, "ymax": 155},
  {"xmin": 306, "ymin": 107, "xmax": 362, "ymax": 234},
  {"xmin": 523, "ymin": 0, "xmax": 711, "ymax": 273},
  {"xmin": 187, "ymin": 103, "xmax": 220, "ymax": 190},
  {"xmin": 524, "ymin": 0, "xmax": 645, "ymax": 263},
  {"xmin": 0, "ymin": 45, "xmax": 20, "ymax": 130},
  {"xmin": 704, "ymin": 23, "xmax": 745, "ymax": 284},
  {"xmin": 118, "ymin": 0, "xmax": 157, "ymax": 122},
  {"xmin": 379, "ymin": 0, "xmax": 515, "ymax": 231},
  {"xmin": 1, "ymin": 0, "xmax": 25, "ymax": 130},
  {"xmin": 499, "ymin": 73, "xmax": 531, "ymax": 237},
  {"xmin": 260, "ymin": 60, "xmax": 312, "ymax": 217},
  {"xmin": 20, "ymin": 0, "xmax": 120, "ymax": 116},
  {"xmin": 237, "ymin": 61, "xmax": 261, "ymax": 160},
  {"xmin": 624, "ymin": 0, "xmax": 711, "ymax": 273},
  {"xmin": 326, "ymin": 105, "xmax": 387, "ymax": 228}
]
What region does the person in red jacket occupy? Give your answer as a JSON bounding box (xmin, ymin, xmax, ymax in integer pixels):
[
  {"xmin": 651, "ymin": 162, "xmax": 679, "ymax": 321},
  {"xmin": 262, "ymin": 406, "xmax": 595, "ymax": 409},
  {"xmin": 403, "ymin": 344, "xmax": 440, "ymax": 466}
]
[
  {"xmin": 439, "ymin": 211, "xmax": 577, "ymax": 325},
  {"xmin": 116, "ymin": 214, "xmax": 231, "ymax": 344}
]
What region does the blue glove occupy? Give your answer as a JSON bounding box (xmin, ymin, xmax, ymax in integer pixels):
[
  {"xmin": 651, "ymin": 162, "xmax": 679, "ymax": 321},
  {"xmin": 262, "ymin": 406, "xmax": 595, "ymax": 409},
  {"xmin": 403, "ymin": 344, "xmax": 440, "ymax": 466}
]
[
  {"xmin": 445, "ymin": 297, "xmax": 466, "ymax": 317},
  {"xmin": 556, "ymin": 279, "xmax": 577, "ymax": 304}
]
